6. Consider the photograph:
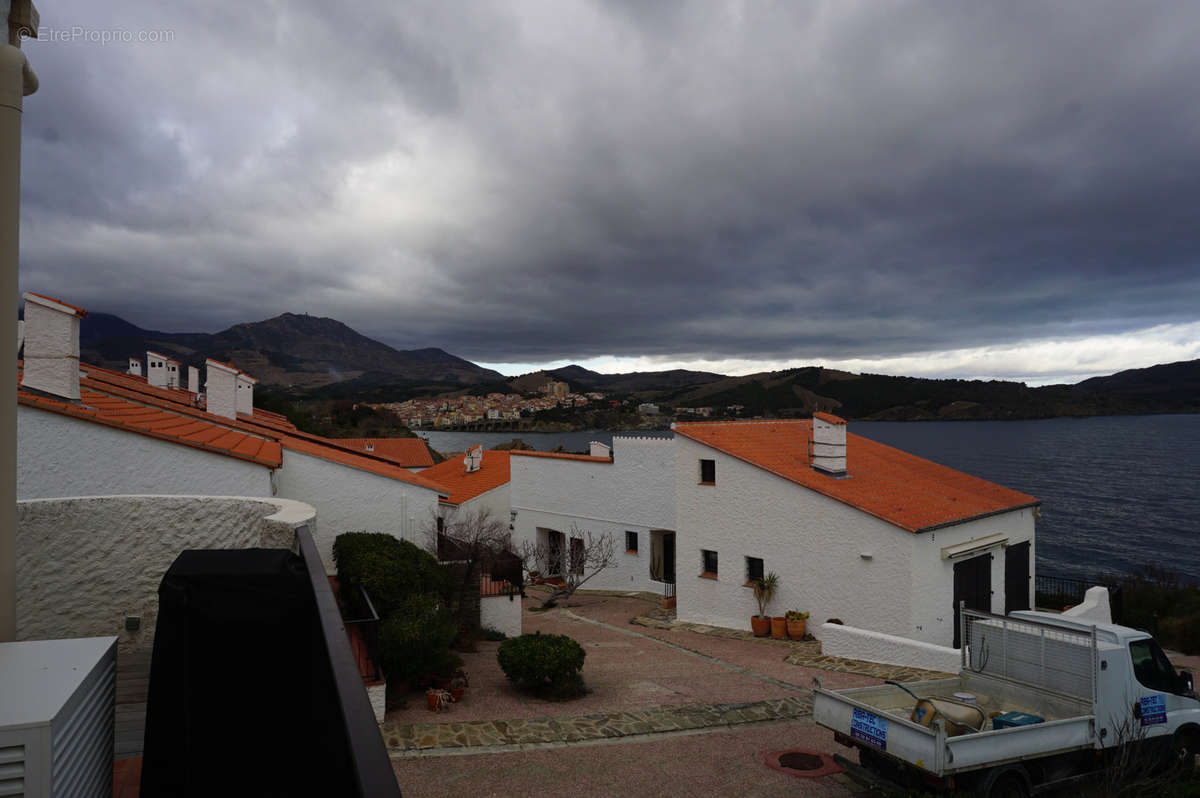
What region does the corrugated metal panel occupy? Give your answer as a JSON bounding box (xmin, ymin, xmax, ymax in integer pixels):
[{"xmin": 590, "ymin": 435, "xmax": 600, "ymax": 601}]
[
  {"xmin": 49, "ymin": 651, "xmax": 115, "ymax": 798},
  {"xmin": 0, "ymin": 743, "xmax": 25, "ymax": 796}
]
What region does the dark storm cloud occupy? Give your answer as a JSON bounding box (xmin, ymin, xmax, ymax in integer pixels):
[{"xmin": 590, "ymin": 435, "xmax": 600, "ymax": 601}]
[{"xmin": 16, "ymin": 0, "xmax": 1200, "ymax": 368}]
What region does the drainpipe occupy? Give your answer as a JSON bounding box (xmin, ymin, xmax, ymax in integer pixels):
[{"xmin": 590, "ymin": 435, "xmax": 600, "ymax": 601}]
[{"xmin": 0, "ymin": 1, "xmax": 39, "ymax": 642}]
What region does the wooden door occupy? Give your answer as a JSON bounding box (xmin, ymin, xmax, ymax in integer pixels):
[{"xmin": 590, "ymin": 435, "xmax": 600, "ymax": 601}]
[
  {"xmin": 1005, "ymin": 542, "xmax": 1031, "ymax": 614},
  {"xmin": 953, "ymin": 554, "xmax": 992, "ymax": 648}
]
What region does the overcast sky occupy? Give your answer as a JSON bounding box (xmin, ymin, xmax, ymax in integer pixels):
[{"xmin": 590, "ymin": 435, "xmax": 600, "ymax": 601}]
[{"xmin": 17, "ymin": 1, "xmax": 1200, "ymax": 384}]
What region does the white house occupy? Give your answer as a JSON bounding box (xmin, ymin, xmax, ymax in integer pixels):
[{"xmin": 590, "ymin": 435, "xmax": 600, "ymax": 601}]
[
  {"xmin": 672, "ymin": 415, "xmax": 1038, "ymax": 664},
  {"xmin": 509, "ymin": 437, "xmax": 677, "ymax": 596},
  {"xmin": 17, "ymin": 292, "xmax": 450, "ymax": 575}
]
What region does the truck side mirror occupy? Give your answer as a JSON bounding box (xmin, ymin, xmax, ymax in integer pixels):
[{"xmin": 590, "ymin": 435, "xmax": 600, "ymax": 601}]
[{"xmin": 1180, "ymin": 669, "xmax": 1194, "ymax": 696}]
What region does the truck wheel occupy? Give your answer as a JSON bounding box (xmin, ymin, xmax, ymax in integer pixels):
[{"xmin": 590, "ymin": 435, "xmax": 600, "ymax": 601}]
[
  {"xmin": 1174, "ymin": 730, "xmax": 1199, "ymax": 772},
  {"xmin": 984, "ymin": 771, "xmax": 1029, "ymax": 798}
]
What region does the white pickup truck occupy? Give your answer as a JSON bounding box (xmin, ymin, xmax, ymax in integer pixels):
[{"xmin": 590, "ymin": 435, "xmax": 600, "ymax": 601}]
[{"xmin": 813, "ymin": 607, "xmax": 1199, "ymax": 796}]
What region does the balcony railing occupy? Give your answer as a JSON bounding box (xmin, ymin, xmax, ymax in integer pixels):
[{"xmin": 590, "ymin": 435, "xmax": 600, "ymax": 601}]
[{"xmin": 1035, "ymin": 573, "xmax": 1124, "ymax": 623}]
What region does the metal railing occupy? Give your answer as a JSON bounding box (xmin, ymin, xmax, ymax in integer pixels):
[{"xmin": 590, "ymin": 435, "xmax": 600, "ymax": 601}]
[
  {"xmin": 1035, "ymin": 573, "xmax": 1124, "ymax": 623},
  {"xmin": 297, "ymin": 526, "xmax": 402, "ymax": 798}
]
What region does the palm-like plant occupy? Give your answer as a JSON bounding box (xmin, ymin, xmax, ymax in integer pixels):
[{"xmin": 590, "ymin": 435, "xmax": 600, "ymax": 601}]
[{"xmin": 752, "ymin": 571, "xmax": 779, "ymax": 618}]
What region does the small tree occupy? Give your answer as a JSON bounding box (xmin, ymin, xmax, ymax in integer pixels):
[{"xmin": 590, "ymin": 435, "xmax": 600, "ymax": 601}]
[
  {"xmin": 519, "ymin": 524, "xmax": 616, "ymax": 608},
  {"xmin": 752, "ymin": 571, "xmax": 779, "ymax": 619},
  {"xmin": 426, "ymin": 508, "xmax": 516, "ymax": 636}
]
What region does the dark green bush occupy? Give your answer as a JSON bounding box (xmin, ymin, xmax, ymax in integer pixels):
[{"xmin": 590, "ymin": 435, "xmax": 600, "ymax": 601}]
[
  {"xmin": 480, "ymin": 627, "xmax": 507, "ymax": 641},
  {"xmin": 333, "ymin": 532, "xmax": 449, "ymax": 617},
  {"xmin": 497, "ymin": 632, "xmax": 586, "ymax": 697},
  {"xmin": 378, "ymin": 594, "xmax": 462, "ymax": 683},
  {"xmin": 1160, "ymin": 613, "xmax": 1200, "ymax": 656}
]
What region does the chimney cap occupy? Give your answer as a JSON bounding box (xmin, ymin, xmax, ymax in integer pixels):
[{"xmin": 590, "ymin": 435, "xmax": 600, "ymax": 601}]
[
  {"xmin": 813, "ymin": 411, "xmax": 847, "ymax": 425},
  {"xmin": 24, "ymin": 291, "xmax": 87, "ymax": 318},
  {"xmin": 205, "ymin": 358, "xmax": 240, "ymax": 375}
]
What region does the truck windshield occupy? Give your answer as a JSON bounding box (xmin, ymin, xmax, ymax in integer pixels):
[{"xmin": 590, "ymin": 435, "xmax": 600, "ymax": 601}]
[{"xmin": 1129, "ymin": 638, "xmax": 1180, "ymax": 694}]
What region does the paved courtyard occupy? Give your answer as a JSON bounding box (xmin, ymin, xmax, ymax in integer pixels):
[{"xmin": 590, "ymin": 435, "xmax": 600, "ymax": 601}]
[{"xmin": 387, "ymin": 592, "xmax": 919, "ymax": 797}]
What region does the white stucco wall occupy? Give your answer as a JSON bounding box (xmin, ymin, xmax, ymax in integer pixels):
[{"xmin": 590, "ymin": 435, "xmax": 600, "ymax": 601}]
[
  {"xmin": 481, "ymin": 593, "xmax": 522, "ymax": 639},
  {"xmin": 18, "ymin": 405, "xmax": 274, "ymax": 500},
  {"xmin": 509, "ymin": 437, "xmax": 676, "ymax": 593},
  {"xmin": 16, "ymin": 495, "xmax": 316, "ymax": 654},
  {"xmin": 367, "ymin": 683, "xmax": 387, "ymax": 724},
  {"xmin": 439, "ymin": 484, "xmax": 511, "ymax": 530},
  {"xmin": 674, "ymin": 435, "xmax": 915, "ymax": 636},
  {"xmin": 274, "ymin": 449, "xmax": 441, "ymax": 573},
  {"xmin": 818, "ymin": 622, "xmax": 961, "ymax": 674},
  {"xmin": 908, "ymin": 507, "xmax": 1036, "ymax": 646}
]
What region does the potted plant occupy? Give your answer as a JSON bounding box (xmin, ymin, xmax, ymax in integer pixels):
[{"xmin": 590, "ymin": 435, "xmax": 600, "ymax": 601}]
[
  {"xmin": 785, "ymin": 610, "xmax": 809, "ymax": 640},
  {"xmin": 449, "ymin": 670, "xmax": 468, "ymax": 702},
  {"xmin": 425, "ymin": 688, "xmax": 451, "ymax": 713},
  {"xmin": 750, "ymin": 572, "xmax": 779, "ymax": 637},
  {"xmin": 770, "ymin": 614, "xmax": 788, "ymax": 639}
]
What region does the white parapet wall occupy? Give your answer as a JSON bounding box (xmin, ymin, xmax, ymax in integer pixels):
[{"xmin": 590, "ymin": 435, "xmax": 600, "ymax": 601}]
[
  {"xmin": 818, "ymin": 621, "xmax": 961, "ymax": 674},
  {"xmin": 16, "ymin": 495, "xmax": 317, "ymax": 653},
  {"xmin": 481, "ymin": 593, "xmax": 522, "ymax": 639}
]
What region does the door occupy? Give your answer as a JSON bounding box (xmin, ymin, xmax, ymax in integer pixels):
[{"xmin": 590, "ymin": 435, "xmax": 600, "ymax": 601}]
[
  {"xmin": 953, "ymin": 553, "xmax": 992, "ymax": 648},
  {"xmin": 547, "ymin": 530, "xmax": 565, "ymax": 576},
  {"xmin": 662, "ymin": 533, "xmax": 676, "ymax": 584},
  {"xmin": 1005, "ymin": 542, "xmax": 1031, "ymax": 614}
]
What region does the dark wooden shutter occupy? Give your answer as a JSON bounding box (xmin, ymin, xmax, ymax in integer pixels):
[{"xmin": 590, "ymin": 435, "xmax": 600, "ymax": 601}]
[
  {"xmin": 953, "ymin": 554, "xmax": 992, "ymax": 648},
  {"xmin": 1005, "ymin": 542, "xmax": 1031, "ymax": 614}
]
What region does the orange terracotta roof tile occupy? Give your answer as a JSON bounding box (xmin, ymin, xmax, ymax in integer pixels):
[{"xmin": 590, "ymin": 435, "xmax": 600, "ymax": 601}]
[
  {"xmin": 673, "ymin": 420, "xmax": 1038, "ymax": 533},
  {"xmin": 421, "ymin": 450, "xmax": 511, "ymax": 506},
  {"xmin": 83, "ymin": 364, "xmax": 197, "ymax": 407},
  {"xmin": 18, "ymin": 388, "xmax": 282, "ymax": 468},
  {"xmin": 328, "ymin": 437, "xmax": 434, "ymax": 468},
  {"xmin": 25, "ymin": 292, "xmax": 87, "ymax": 317},
  {"xmin": 508, "ymin": 450, "xmax": 611, "ymax": 463}
]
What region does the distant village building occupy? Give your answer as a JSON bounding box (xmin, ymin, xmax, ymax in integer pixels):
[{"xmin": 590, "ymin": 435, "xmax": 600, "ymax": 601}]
[
  {"xmin": 540, "ymin": 380, "xmax": 569, "ymax": 398},
  {"xmin": 637, "ymin": 402, "xmax": 659, "ymax": 415}
]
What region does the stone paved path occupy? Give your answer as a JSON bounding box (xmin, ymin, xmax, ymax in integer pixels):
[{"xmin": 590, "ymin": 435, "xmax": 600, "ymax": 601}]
[{"xmin": 383, "ymin": 695, "xmax": 811, "ymax": 756}]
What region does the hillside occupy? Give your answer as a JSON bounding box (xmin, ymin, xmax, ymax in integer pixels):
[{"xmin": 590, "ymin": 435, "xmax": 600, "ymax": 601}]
[
  {"xmin": 80, "ymin": 311, "xmax": 504, "ymax": 390},
  {"xmin": 509, "ymin": 364, "xmax": 724, "ymax": 394}
]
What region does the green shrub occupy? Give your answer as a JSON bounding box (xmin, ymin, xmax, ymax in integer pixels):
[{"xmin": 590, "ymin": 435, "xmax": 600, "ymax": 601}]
[
  {"xmin": 1160, "ymin": 613, "xmax": 1200, "ymax": 656},
  {"xmin": 378, "ymin": 594, "xmax": 462, "ymax": 683},
  {"xmin": 497, "ymin": 632, "xmax": 586, "ymax": 698},
  {"xmin": 480, "ymin": 627, "xmax": 507, "ymax": 641},
  {"xmin": 333, "ymin": 532, "xmax": 449, "ymax": 617}
]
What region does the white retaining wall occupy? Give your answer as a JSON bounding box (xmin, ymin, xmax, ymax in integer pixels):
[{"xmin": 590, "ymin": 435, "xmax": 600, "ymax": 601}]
[
  {"xmin": 509, "ymin": 437, "xmax": 675, "ymax": 593},
  {"xmin": 16, "ymin": 495, "xmax": 316, "ymax": 654},
  {"xmin": 18, "ymin": 405, "xmax": 273, "ymax": 500},
  {"xmin": 818, "ymin": 622, "xmax": 962, "ymax": 674},
  {"xmin": 481, "ymin": 593, "xmax": 522, "ymax": 639},
  {"xmin": 275, "ymin": 449, "xmax": 442, "ymax": 573}
]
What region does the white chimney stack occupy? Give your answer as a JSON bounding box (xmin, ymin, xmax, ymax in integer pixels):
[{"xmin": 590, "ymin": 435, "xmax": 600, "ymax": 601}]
[
  {"xmin": 127, "ymin": 357, "xmax": 141, "ymax": 377},
  {"xmin": 589, "ymin": 441, "xmax": 611, "ymax": 458},
  {"xmin": 20, "ymin": 292, "xmax": 86, "ymax": 400},
  {"xmin": 811, "ymin": 412, "xmax": 848, "ymax": 476},
  {"xmin": 187, "ymin": 365, "xmax": 200, "ymax": 397},
  {"xmin": 235, "ymin": 372, "xmax": 256, "ymax": 416},
  {"xmin": 146, "ymin": 351, "xmax": 168, "ymax": 388},
  {"xmin": 464, "ymin": 445, "xmax": 482, "ymax": 473},
  {"xmin": 205, "ymin": 359, "xmax": 239, "ymax": 419}
]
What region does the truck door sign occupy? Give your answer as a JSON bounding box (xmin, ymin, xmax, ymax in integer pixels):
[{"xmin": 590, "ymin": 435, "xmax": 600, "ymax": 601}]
[
  {"xmin": 1139, "ymin": 694, "xmax": 1167, "ymax": 727},
  {"xmin": 850, "ymin": 708, "xmax": 889, "ymax": 751}
]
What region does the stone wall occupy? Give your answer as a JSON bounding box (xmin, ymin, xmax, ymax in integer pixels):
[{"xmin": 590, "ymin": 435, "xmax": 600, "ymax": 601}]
[{"xmin": 16, "ymin": 495, "xmax": 316, "ymax": 654}]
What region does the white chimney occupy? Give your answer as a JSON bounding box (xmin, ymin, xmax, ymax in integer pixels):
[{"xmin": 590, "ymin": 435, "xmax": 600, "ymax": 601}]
[
  {"xmin": 20, "ymin": 292, "xmax": 86, "ymax": 400},
  {"xmin": 589, "ymin": 441, "xmax": 611, "ymax": 458},
  {"xmin": 145, "ymin": 351, "xmax": 168, "ymax": 388},
  {"xmin": 205, "ymin": 359, "xmax": 239, "ymax": 419},
  {"xmin": 811, "ymin": 412, "xmax": 848, "ymax": 476},
  {"xmin": 235, "ymin": 372, "xmax": 256, "ymax": 416},
  {"xmin": 187, "ymin": 365, "xmax": 200, "ymax": 397},
  {"xmin": 127, "ymin": 357, "xmax": 141, "ymax": 377},
  {"xmin": 165, "ymin": 358, "xmax": 180, "ymax": 389},
  {"xmin": 464, "ymin": 445, "xmax": 482, "ymax": 473}
]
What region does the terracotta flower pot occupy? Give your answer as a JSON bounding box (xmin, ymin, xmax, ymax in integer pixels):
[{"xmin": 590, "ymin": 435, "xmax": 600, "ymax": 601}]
[
  {"xmin": 770, "ymin": 616, "xmax": 787, "ymax": 639},
  {"xmin": 426, "ymin": 692, "xmax": 443, "ymax": 712},
  {"xmin": 751, "ymin": 616, "xmax": 771, "ymax": 637},
  {"xmin": 450, "ymin": 686, "xmax": 465, "ymax": 702},
  {"xmin": 787, "ymin": 619, "xmax": 807, "ymax": 639}
]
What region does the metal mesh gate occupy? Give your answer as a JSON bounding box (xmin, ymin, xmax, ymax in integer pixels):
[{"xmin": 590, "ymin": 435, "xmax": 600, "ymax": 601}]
[{"xmin": 961, "ymin": 608, "xmax": 1097, "ymax": 702}]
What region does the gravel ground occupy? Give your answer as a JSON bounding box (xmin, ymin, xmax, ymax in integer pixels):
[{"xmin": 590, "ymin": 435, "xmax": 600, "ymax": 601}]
[
  {"xmin": 394, "ymin": 719, "xmax": 867, "ymax": 798},
  {"xmin": 385, "ymin": 593, "xmax": 878, "ymax": 725}
]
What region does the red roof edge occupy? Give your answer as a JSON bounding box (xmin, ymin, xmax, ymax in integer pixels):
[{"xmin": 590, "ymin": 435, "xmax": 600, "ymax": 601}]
[{"xmin": 812, "ymin": 411, "xmax": 847, "ymax": 425}]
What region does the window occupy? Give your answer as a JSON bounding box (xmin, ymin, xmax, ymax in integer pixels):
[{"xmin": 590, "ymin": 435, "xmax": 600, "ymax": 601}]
[
  {"xmin": 701, "ymin": 549, "xmax": 718, "ymax": 577},
  {"xmin": 1130, "ymin": 639, "xmax": 1184, "ymax": 695},
  {"xmin": 625, "ymin": 531, "xmax": 638, "ymax": 553},
  {"xmin": 699, "ymin": 459, "xmax": 716, "ymax": 484},
  {"xmin": 746, "ymin": 556, "xmax": 764, "ymax": 583},
  {"xmin": 570, "ymin": 537, "xmax": 584, "ymax": 575}
]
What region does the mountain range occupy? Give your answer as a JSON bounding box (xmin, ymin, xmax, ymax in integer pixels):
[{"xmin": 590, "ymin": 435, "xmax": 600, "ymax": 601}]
[{"xmin": 76, "ymin": 309, "xmax": 1199, "ymax": 420}]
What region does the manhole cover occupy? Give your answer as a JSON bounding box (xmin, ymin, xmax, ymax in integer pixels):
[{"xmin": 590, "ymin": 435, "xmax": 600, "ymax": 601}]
[
  {"xmin": 778, "ymin": 752, "xmax": 824, "ymax": 771},
  {"xmin": 763, "ymin": 749, "xmax": 843, "ymax": 779}
]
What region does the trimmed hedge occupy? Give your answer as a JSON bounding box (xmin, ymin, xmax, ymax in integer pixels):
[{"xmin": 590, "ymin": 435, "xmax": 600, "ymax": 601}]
[
  {"xmin": 333, "ymin": 532, "xmax": 449, "ymax": 618},
  {"xmin": 378, "ymin": 594, "xmax": 462, "ymax": 682},
  {"xmin": 497, "ymin": 632, "xmax": 586, "ymax": 697}
]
